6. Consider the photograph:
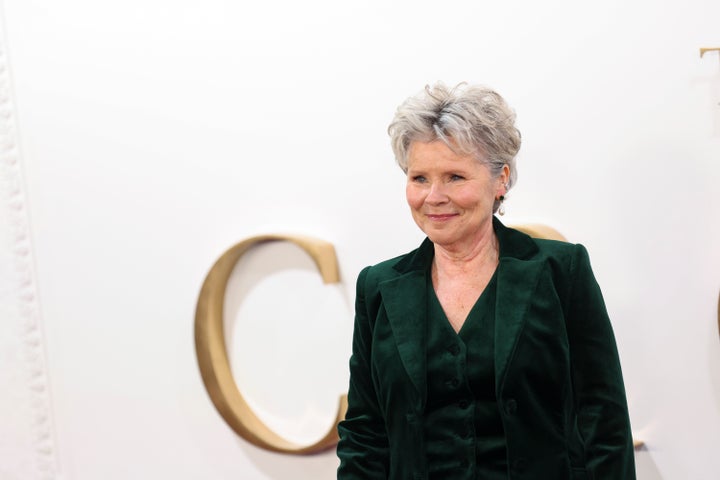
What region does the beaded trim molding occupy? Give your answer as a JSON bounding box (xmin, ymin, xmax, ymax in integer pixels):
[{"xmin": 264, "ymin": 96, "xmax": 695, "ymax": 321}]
[{"xmin": 0, "ymin": 27, "xmax": 60, "ymax": 480}]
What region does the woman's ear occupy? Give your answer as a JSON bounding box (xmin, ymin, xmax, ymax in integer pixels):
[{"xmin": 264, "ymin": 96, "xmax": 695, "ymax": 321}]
[{"xmin": 499, "ymin": 164, "xmax": 510, "ymax": 192}]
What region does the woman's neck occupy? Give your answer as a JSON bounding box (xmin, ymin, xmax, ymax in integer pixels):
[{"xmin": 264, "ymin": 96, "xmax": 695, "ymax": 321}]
[{"xmin": 432, "ymin": 227, "xmax": 499, "ymax": 276}]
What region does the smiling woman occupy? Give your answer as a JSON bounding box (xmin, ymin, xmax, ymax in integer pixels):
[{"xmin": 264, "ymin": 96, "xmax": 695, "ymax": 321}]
[
  {"xmin": 405, "ymin": 141, "xmax": 507, "ymax": 260},
  {"xmin": 336, "ymin": 83, "xmax": 636, "ymax": 480}
]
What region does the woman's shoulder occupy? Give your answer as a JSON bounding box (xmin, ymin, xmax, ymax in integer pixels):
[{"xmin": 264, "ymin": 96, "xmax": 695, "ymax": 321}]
[
  {"xmin": 531, "ymin": 236, "xmax": 582, "ymax": 256},
  {"xmin": 521, "ymin": 235, "xmax": 597, "ymax": 286}
]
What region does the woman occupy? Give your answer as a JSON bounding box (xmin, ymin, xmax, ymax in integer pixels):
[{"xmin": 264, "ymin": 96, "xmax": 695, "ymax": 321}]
[{"xmin": 337, "ymin": 83, "xmax": 635, "ymax": 479}]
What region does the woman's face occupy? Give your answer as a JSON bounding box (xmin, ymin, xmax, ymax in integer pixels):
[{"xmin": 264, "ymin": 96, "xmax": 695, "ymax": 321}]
[{"xmin": 405, "ymin": 140, "xmax": 508, "ymax": 251}]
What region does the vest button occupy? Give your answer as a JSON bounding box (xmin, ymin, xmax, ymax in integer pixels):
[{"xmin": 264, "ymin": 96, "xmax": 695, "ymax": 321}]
[{"xmin": 505, "ymin": 399, "xmax": 518, "ymax": 414}]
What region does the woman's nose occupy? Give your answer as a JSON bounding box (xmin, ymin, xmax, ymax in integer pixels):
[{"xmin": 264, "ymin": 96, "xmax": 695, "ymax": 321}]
[{"xmin": 426, "ymin": 182, "xmax": 448, "ymax": 204}]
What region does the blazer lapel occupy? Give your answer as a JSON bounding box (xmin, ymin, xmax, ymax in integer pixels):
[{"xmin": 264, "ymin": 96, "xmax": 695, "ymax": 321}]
[
  {"xmin": 377, "ymin": 238, "xmax": 433, "ymax": 405},
  {"xmin": 494, "ymin": 257, "xmax": 544, "ymax": 392},
  {"xmin": 379, "ymin": 271, "xmax": 428, "ymax": 403},
  {"xmin": 493, "ymin": 216, "xmax": 543, "ymax": 393}
]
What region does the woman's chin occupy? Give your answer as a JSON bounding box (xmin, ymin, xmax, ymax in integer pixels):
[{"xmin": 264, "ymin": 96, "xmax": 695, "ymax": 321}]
[{"xmin": 425, "ymin": 231, "xmax": 459, "ymax": 248}]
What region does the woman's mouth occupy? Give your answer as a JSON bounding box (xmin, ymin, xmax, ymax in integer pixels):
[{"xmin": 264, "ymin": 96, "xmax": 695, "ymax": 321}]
[{"xmin": 426, "ymin": 213, "xmax": 457, "ymax": 221}]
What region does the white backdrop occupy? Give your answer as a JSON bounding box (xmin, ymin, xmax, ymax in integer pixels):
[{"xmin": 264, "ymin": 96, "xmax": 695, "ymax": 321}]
[{"xmin": 1, "ymin": 0, "xmax": 719, "ymax": 479}]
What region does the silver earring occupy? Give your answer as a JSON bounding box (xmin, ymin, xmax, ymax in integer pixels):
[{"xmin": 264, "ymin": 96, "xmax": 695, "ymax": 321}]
[{"xmin": 498, "ymin": 195, "xmax": 506, "ymax": 216}]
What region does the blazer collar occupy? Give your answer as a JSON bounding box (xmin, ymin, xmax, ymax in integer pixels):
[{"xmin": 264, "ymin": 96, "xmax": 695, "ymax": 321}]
[
  {"xmin": 379, "ymin": 216, "xmax": 545, "ymax": 403},
  {"xmin": 494, "ymin": 215, "xmax": 539, "ymax": 260}
]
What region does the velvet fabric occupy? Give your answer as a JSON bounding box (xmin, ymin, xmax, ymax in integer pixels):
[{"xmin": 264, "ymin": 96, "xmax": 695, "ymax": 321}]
[{"xmin": 337, "ymin": 217, "xmax": 636, "ymax": 480}]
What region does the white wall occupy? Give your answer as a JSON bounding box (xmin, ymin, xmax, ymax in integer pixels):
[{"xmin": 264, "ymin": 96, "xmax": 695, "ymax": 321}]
[{"xmin": 1, "ymin": 0, "xmax": 719, "ymax": 478}]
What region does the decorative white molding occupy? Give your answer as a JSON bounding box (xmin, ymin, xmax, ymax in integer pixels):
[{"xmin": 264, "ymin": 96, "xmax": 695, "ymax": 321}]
[{"xmin": 0, "ymin": 19, "xmax": 61, "ymax": 480}]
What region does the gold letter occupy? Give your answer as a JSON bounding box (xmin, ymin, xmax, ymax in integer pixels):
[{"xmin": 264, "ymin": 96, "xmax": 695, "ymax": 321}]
[{"xmin": 194, "ymin": 235, "xmax": 348, "ymax": 454}]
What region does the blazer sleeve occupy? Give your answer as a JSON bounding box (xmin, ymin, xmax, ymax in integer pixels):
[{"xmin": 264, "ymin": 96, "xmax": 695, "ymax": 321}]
[
  {"xmin": 566, "ymin": 244, "xmax": 636, "ymax": 479},
  {"xmin": 337, "ymin": 267, "xmax": 389, "ymax": 479}
]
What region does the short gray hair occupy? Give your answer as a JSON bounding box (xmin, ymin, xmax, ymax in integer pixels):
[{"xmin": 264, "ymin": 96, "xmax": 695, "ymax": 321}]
[{"xmin": 388, "ymin": 82, "xmax": 521, "ymax": 191}]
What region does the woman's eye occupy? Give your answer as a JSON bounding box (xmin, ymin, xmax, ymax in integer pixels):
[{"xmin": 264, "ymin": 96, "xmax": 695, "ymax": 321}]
[
  {"xmin": 412, "ymin": 175, "xmax": 426, "ymax": 183},
  {"xmin": 450, "ymin": 174, "xmax": 464, "ymax": 181}
]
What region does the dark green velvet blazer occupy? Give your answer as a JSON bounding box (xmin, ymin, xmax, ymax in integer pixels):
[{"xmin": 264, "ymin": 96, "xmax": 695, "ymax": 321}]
[{"xmin": 337, "ymin": 217, "xmax": 635, "ymax": 480}]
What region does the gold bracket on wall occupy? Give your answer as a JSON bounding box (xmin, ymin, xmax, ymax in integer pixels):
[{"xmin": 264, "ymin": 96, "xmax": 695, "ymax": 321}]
[
  {"xmin": 700, "ymin": 47, "xmax": 720, "ymax": 58},
  {"xmin": 194, "ymin": 234, "xmax": 347, "ymax": 454}
]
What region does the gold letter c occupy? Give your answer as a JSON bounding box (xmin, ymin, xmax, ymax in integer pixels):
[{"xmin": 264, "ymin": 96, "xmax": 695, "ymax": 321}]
[{"xmin": 194, "ymin": 234, "xmax": 348, "ymax": 454}]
